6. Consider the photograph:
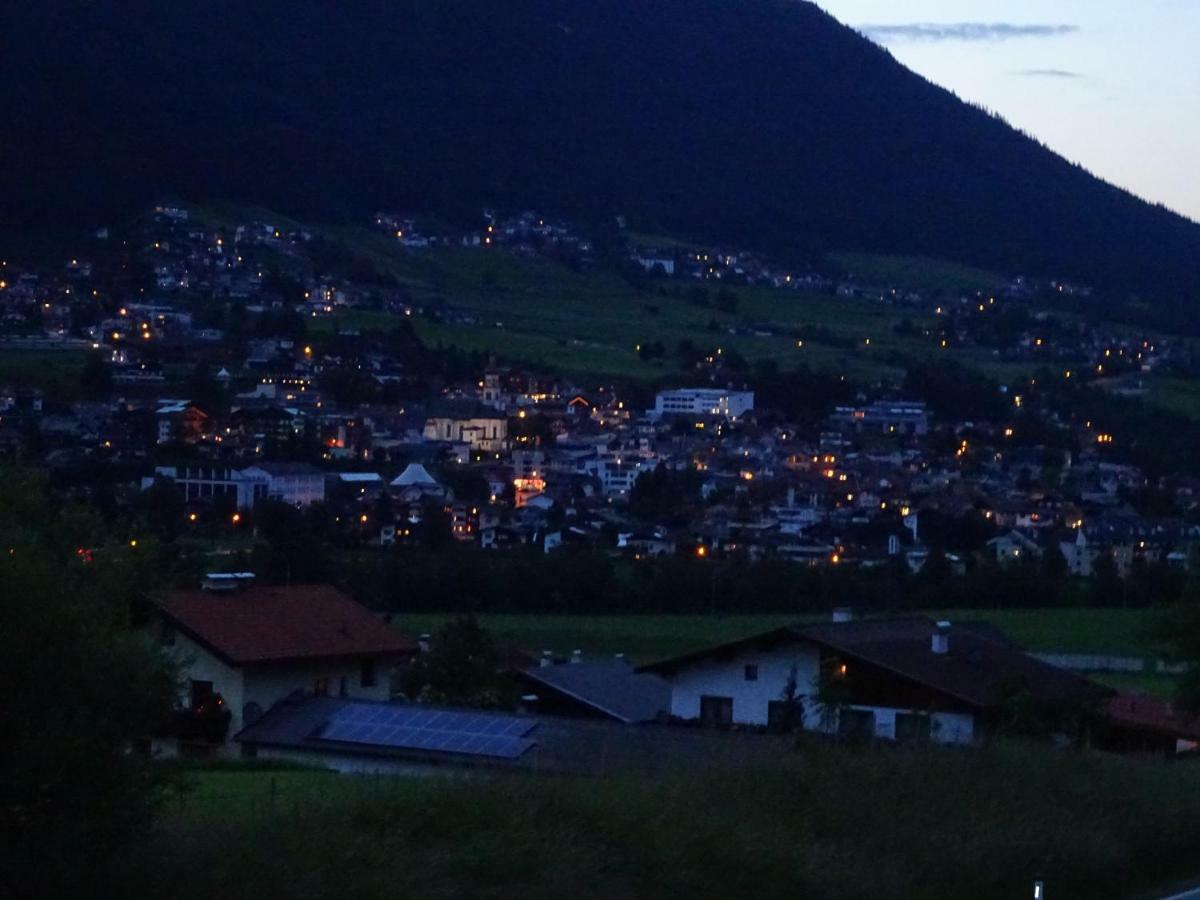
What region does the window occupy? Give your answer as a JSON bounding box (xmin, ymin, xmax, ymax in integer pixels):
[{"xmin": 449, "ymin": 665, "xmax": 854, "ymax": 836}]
[
  {"xmin": 190, "ymin": 679, "xmax": 214, "ymax": 710},
  {"xmin": 743, "ymin": 664, "xmax": 759, "ymax": 682},
  {"xmin": 895, "ymin": 712, "xmax": 932, "ymax": 746},
  {"xmin": 699, "ymin": 695, "xmax": 734, "ymax": 727},
  {"xmin": 313, "ymin": 677, "xmax": 329, "ymax": 697},
  {"xmin": 837, "ymin": 708, "xmax": 876, "ymax": 742},
  {"xmin": 360, "ymin": 658, "xmax": 377, "ymax": 687}
]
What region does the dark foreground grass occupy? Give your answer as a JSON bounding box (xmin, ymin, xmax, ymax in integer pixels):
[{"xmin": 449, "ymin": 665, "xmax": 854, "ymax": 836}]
[{"xmin": 111, "ymin": 743, "xmax": 1200, "ymax": 900}]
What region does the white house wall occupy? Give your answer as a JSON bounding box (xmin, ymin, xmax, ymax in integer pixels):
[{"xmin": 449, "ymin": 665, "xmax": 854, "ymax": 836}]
[
  {"xmin": 662, "ymin": 639, "xmax": 978, "ymax": 746},
  {"xmin": 667, "ymin": 644, "xmax": 822, "ymax": 726},
  {"xmin": 243, "ymin": 661, "xmax": 392, "ymax": 733},
  {"xmin": 168, "ymin": 632, "xmax": 393, "ymax": 753},
  {"xmin": 814, "ymin": 705, "xmax": 975, "ymax": 746}
]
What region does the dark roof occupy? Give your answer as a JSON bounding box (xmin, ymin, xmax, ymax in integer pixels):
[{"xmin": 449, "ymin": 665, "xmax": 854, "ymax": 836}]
[
  {"xmin": 236, "ymin": 693, "xmax": 788, "ymax": 776},
  {"xmin": 514, "ymin": 660, "xmax": 670, "ymax": 724},
  {"xmin": 798, "ymin": 618, "xmax": 1104, "ymax": 710},
  {"xmin": 425, "ymin": 399, "xmax": 505, "ymax": 420},
  {"xmin": 159, "ymin": 584, "xmax": 415, "ymax": 666},
  {"xmin": 640, "ymin": 617, "xmax": 1104, "ymax": 711},
  {"xmin": 1108, "ymin": 694, "xmax": 1200, "ymax": 741}
]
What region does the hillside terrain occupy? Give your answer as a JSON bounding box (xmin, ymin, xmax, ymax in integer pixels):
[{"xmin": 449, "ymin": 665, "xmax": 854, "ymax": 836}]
[{"xmin": 1, "ymin": 0, "xmax": 1198, "ymax": 305}]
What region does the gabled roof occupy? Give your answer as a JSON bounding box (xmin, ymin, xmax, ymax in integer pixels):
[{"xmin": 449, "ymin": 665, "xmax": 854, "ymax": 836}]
[
  {"xmin": 391, "ymin": 462, "xmax": 440, "ymax": 486},
  {"xmin": 425, "ymin": 399, "xmax": 505, "ymax": 420},
  {"xmin": 798, "ymin": 618, "xmax": 1103, "ymax": 710},
  {"xmin": 159, "ymin": 584, "xmax": 415, "ymax": 666},
  {"xmin": 515, "ymin": 660, "xmax": 670, "ymax": 724},
  {"xmin": 1108, "ymin": 693, "xmax": 1200, "ymax": 741},
  {"xmin": 639, "ymin": 617, "xmax": 1104, "ymax": 711}
]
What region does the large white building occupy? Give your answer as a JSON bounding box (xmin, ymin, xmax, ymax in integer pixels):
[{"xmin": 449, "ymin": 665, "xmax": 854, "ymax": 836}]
[
  {"xmin": 650, "ymin": 389, "xmax": 754, "ymax": 420},
  {"xmin": 423, "ymin": 401, "xmax": 508, "ymax": 452},
  {"xmin": 150, "ymin": 462, "xmax": 326, "ymax": 510}
]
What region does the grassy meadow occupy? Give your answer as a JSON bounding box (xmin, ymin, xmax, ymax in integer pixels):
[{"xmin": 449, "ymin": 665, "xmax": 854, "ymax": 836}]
[
  {"xmin": 107, "ymin": 743, "xmax": 1200, "ymax": 900},
  {"xmin": 303, "ymin": 233, "xmax": 1003, "ymax": 383},
  {"xmin": 390, "ymin": 608, "xmax": 1162, "ymax": 665}
]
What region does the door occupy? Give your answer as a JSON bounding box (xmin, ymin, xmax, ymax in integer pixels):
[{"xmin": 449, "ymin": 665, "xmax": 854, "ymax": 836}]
[{"xmin": 700, "ymin": 695, "xmax": 734, "ymax": 727}]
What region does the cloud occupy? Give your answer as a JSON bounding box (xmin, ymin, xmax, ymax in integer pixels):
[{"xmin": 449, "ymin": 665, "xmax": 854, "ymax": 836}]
[
  {"xmin": 859, "ymin": 23, "xmax": 1078, "ymax": 44},
  {"xmin": 1018, "ymin": 68, "xmax": 1085, "ymax": 80}
]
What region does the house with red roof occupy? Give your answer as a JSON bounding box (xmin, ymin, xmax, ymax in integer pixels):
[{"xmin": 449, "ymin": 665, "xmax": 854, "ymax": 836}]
[{"xmin": 152, "ymin": 575, "xmax": 415, "ymax": 757}]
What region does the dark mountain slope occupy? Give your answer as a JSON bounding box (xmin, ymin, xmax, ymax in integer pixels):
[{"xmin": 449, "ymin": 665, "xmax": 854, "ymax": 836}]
[{"xmin": 1, "ymin": 0, "xmax": 1197, "ymax": 299}]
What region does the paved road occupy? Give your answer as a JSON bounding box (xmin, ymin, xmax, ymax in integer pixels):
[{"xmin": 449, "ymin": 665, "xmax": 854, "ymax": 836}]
[{"xmin": 1159, "ymin": 888, "xmax": 1200, "ymax": 900}]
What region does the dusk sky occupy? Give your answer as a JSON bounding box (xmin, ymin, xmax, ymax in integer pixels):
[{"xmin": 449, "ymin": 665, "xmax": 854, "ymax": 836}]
[{"xmin": 817, "ymin": 1, "xmax": 1200, "ymax": 222}]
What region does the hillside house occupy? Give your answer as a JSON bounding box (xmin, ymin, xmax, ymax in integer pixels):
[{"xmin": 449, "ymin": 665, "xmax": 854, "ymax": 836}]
[
  {"xmin": 152, "ymin": 578, "xmax": 414, "ymax": 757},
  {"xmin": 639, "ymin": 616, "xmax": 1104, "ymax": 746}
]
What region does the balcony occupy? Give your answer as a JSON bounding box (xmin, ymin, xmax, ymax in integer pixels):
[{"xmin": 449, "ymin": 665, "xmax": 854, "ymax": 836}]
[{"xmin": 163, "ymin": 697, "xmax": 232, "ymax": 744}]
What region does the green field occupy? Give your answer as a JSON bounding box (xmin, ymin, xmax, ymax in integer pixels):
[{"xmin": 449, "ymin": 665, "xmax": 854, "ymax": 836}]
[
  {"xmin": 1149, "ymin": 377, "xmax": 1200, "ymax": 421},
  {"xmin": 830, "ymin": 251, "xmax": 1003, "ymax": 294},
  {"xmin": 0, "ymin": 347, "xmax": 90, "ymax": 399},
  {"xmin": 111, "ymin": 745, "xmax": 1200, "ymax": 900},
  {"xmin": 392, "ymin": 608, "xmax": 1161, "ymax": 665},
  {"xmin": 302, "ymin": 231, "xmax": 980, "ymax": 382}
]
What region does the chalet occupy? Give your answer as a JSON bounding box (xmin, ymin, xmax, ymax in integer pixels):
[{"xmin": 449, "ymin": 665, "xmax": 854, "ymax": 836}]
[
  {"xmin": 153, "ymin": 577, "xmax": 414, "ymax": 757},
  {"xmin": 986, "ymin": 530, "xmax": 1042, "ymax": 565},
  {"xmin": 155, "ymin": 400, "xmax": 210, "ymax": 444},
  {"xmin": 639, "ymin": 616, "xmax": 1105, "ymax": 746}
]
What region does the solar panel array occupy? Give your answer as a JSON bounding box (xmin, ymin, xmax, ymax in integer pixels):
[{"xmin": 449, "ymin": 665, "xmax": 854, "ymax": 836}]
[{"xmin": 320, "ymin": 703, "xmax": 538, "ymax": 760}]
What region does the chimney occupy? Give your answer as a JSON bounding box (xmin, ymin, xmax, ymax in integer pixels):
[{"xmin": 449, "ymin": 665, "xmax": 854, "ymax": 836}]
[
  {"xmin": 570, "ymin": 649, "xmax": 583, "ymax": 664},
  {"xmin": 932, "ymin": 621, "xmax": 951, "ymax": 655},
  {"xmin": 417, "ymin": 633, "xmax": 432, "ymax": 653},
  {"xmin": 540, "ymin": 650, "xmax": 554, "ymax": 668},
  {"xmin": 832, "ymin": 607, "xmax": 854, "ymax": 624}
]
